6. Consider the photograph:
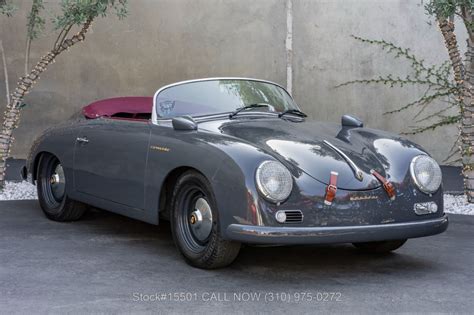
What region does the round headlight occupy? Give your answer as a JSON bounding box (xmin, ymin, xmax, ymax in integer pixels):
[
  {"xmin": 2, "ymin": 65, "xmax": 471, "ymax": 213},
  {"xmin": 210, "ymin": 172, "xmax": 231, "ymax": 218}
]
[
  {"xmin": 256, "ymin": 160, "xmax": 293, "ymax": 203},
  {"xmin": 410, "ymin": 155, "xmax": 442, "ymax": 194}
]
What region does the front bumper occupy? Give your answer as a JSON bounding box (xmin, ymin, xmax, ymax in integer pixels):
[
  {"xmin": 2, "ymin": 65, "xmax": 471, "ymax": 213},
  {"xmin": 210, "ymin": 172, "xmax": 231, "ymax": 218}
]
[{"xmin": 226, "ymin": 214, "xmax": 448, "ymax": 244}]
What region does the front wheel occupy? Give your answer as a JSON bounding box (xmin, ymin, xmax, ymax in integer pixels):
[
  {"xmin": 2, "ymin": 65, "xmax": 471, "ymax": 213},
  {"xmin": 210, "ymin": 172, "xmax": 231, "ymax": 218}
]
[
  {"xmin": 170, "ymin": 171, "xmax": 241, "ymax": 269},
  {"xmin": 352, "ymin": 239, "xmax": 407, "ymax": 253},
  {"xmin": 37, "ymin": 154, "xmax": 87, "ymax": 221}
]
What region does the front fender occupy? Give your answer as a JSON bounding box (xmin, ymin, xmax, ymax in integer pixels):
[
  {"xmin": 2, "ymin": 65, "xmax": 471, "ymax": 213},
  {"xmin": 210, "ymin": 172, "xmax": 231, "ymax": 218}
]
[
  {"xmin": 210, "ymin": 140, "xmax": 276, "ymax": 232},
  {"xmin": 26, "ymin": 122, "xmax": 82, "ymax": 191},
  {"xmin": 144, "ymin": 126, "xmax": 278, "ymax": 226}
]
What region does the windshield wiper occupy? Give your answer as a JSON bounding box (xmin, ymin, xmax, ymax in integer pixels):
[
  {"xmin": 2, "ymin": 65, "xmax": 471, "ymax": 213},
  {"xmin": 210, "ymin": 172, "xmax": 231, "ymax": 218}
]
[
  {"xmin": 229, "ymin": 103, "xmax": 275, "ymax": 119},
  {"xmin": 278, "ymin": 109, "xmax": 307, "ymax": 118}
]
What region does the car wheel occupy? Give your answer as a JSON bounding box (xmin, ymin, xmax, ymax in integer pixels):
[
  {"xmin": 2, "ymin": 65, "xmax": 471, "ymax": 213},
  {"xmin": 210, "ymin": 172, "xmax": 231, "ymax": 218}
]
[
  {"xmin": 171, "ymin": 171, "xmax": 241, "ymax": 269},
  {"xmin": 352, "ymin": 239, "xmax": 407, "ymax": 253},
  {"xmin": 37, "ymin": 154, "xmax": 87, "ymax": 221}
]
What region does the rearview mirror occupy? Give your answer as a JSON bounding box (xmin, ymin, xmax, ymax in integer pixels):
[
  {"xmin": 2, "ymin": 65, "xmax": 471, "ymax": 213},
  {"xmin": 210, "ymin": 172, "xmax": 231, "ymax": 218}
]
[
  {"xmin": 172, "ymin": 116, "xmax": 198, "ymax": 131},
  {"xmin": 341, "ymin": 115, "xmax": 363, "ymax": 128}
]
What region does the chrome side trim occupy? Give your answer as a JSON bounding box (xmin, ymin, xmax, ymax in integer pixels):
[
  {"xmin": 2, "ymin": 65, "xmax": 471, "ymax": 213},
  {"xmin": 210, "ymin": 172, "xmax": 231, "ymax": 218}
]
[
  {"xmin": 151, "ymin": 77, "xmax": 295, "ymax": 125},
  {"xmin": 323, "ymin": 140, "xmax": 364, "ymax": 181}
]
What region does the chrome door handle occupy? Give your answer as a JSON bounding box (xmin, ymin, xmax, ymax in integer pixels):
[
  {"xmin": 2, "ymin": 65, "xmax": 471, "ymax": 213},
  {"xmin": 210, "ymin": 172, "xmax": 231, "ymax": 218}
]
[{"xmin": 76, "ymin": 137, "xmax": 89, "ymax": 144}]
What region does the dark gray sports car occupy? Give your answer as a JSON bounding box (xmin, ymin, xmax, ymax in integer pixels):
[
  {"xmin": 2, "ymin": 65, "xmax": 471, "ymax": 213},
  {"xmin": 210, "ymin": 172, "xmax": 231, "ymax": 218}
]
[{"xmin": 25, "ymin": 78, "xmax": 448, "ymax": 269}]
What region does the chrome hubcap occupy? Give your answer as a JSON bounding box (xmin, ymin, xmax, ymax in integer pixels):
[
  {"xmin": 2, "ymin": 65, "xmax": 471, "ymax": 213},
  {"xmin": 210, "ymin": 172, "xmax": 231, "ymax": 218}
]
[
  {"xmin": 189, "ymin": 198, "xmax": 213, "ymax": 242},
  {"xmin": 50, "ymin": 164, "xmax": 65, "ymax": 201}
]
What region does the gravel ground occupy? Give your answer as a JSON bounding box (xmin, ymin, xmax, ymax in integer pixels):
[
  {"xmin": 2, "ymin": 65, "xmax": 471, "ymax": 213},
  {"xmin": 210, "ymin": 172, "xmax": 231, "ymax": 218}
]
[
  {"xmin": 443, "ymin": 194, "xmax": 474, "ymax": 215},
  {"xmin": 1, "ymin": 181, "xmax": 473, "ymax": 215},
  {"xmin": 0, "ymin": 181, "xmax": 38, "ymax": 201}
]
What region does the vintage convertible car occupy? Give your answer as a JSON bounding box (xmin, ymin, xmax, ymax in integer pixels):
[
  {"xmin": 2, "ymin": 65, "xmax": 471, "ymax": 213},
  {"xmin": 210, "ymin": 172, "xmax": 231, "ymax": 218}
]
[{"xmin": 25, "ymin": 78, "xmax": 448, "ymax": 269}]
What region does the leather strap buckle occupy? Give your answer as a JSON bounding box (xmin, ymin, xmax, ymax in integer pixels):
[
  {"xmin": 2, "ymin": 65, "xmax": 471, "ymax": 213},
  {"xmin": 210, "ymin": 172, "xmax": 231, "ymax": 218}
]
[
  {"xmin": 324, "ymin": 171, "xmax": 338, "ymax": 205},
  {"xmin": 371, "ymin": 169, "xmax": 396, "ymax": 201},
  {"xmin": 383, "ymin": 182, "xmax": 396, "ymax": 201}
]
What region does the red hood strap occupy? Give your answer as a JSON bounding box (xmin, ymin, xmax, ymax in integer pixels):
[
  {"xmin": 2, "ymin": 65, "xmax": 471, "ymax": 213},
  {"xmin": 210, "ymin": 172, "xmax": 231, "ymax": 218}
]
[
  {"xmin": 324, "ymin": 171, "xmax": 338, "ymax": 206},
  {"xmin": 371, "ymin": 170, "xmax": 396, "ymax": 201}
]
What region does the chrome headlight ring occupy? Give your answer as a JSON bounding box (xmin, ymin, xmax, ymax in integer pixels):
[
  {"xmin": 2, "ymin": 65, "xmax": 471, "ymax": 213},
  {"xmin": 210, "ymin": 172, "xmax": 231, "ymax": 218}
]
[
  {"xmin": 255, "ymin": 160, "xmax": 293, "ymax": 204},
  {"xmin": 410, "ymin": 155, "xmax": 442, "ymax": 194}
]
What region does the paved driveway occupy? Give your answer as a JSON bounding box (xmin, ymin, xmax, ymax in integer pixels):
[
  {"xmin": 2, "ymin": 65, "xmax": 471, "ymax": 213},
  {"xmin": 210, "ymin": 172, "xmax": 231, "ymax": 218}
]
[{"xmin": 0, "ymin": 200, "xmax": 472, "ymax": 314}]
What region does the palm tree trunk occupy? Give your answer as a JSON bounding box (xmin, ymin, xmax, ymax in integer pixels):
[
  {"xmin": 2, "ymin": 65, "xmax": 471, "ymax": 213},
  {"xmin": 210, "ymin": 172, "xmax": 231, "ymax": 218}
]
[
  {"xmin": 439, "ymin": 18, "xmax": 474, "ymax": 202},
  {"xmin": 439, "ymin": 20, "xmax": 464, "ymax": 83},
  {"xmin": 0, "ymin": 19, "xmax": 92, "ymax": 187},
  {"xmin": 463, "ymin": 35, "xmax": 474, "ymax": 202}
]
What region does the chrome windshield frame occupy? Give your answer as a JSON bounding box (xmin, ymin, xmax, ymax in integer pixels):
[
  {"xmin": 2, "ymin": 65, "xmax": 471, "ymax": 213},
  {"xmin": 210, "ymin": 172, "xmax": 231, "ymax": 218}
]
[{"xmin": 151, "ymin": 77, "xmax": 296, "ymax": 124}]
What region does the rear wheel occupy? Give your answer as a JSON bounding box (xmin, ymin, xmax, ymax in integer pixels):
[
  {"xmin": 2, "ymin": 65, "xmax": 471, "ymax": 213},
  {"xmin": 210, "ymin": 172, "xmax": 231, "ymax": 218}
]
[
  {"xmin": 37, "ymin": 154, "xmax": 87, "ymax": 221},
  {"xmin": 171, "ymin": 171, "xmax": 241, "ymax": 269},
  {"xmin": 352, "ymin": 239, "xmax": 407, "ymax": 253}
]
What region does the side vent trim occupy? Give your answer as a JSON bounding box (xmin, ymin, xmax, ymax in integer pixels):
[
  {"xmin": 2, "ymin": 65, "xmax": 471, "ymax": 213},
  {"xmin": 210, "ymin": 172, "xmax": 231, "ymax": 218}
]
[{"xmin": 283, "ymin": 210, "xmax": 303, "ymax": 223}]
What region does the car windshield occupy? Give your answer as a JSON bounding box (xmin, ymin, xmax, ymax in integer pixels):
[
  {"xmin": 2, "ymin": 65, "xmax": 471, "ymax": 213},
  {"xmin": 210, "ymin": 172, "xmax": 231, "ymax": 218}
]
[{"xmin": 155, "ymin": 79, "xmax": 298, "ymax": 118}]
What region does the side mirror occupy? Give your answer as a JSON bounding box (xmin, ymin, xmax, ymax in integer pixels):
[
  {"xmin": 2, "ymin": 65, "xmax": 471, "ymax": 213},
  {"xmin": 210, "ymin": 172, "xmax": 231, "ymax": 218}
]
[
  {"xmin": 341, "ymin": 114, "xmax": 363, "ymax": 128},
  {"xmin": 172, "ymin": 115, "xmax": 198, "ymax": 131}
]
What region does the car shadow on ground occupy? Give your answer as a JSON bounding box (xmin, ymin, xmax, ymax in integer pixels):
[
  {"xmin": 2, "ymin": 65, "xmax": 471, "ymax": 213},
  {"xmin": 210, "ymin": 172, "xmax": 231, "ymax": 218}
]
[{"xmin": 77, "ymin": 207, "xmax": 440, "ymax": 281}]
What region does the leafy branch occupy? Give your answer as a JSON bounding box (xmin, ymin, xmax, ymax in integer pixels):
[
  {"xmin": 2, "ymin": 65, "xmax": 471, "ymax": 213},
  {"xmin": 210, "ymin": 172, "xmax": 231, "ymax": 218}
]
[
  {"xmin": 347, "ymin": 35, "xmax": 454, "ymax": 86},
  {"xmin": 406, "ymin": 114, "xmax": 461, "ymax": 134},
  {"xmin": 0, "ymin": 0, "xmax": 129, "ymax": 188},
  {"xmin": 337, "ymin": 36, "xmax": 459, "ymax": 136},
  {"xmin": 0, "ymin": 0, "xmax": 16, "ymax": 104},
  {"xmin": 337, "ymin": 35, "xmax": 463, "ymax": 163},
  {"xmin": 25, "ymin": 0, "xmax": 45, "ymax": 75},
  {"xmin": 0, "ymin": 0, "xmax": 16, "ymax": 17}
]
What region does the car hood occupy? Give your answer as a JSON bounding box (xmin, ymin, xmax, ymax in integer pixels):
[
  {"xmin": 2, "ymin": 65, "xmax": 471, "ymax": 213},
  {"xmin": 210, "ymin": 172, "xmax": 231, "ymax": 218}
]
[{"xmin": 202, "ymin": 117, "xmax": 418, "ymax": 190}]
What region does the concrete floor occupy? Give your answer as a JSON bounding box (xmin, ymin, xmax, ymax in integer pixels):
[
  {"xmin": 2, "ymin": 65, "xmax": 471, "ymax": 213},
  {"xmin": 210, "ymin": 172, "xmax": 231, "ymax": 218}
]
[{"xmin": 0, "ymin": 200, "xmax": 473, "ymax": 314}]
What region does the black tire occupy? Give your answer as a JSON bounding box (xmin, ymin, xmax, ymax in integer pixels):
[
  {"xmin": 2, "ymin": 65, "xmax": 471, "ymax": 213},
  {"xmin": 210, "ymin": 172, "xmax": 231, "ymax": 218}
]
[
  {"xmin": 170, "ymin": 171, "xmax": 241, "ymax": 269},
  {"xmin": 352, "ymin": 239, "xmax": 407, "ymax": 253},
  {"xmin": 37, "ymin": 154, "xmax": 87, "ymax": 222}
]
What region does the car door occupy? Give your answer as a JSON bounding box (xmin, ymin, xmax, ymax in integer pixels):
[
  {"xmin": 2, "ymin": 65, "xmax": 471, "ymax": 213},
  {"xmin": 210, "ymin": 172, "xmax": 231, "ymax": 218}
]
[{"xmin": 73, "ymin": 118, "xmax": 151, "ymax": 209}]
